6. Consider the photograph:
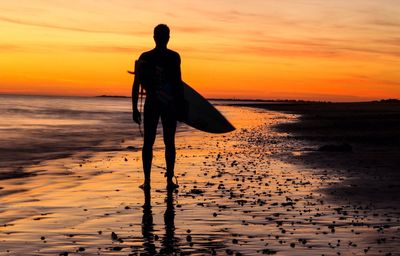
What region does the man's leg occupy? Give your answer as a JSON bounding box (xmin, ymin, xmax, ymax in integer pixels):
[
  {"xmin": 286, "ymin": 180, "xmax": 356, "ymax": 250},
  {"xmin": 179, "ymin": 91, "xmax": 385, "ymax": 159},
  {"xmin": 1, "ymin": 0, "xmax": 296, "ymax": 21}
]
[
  {"xmin": 161, "ymin": 111, "xmax": 177, "ymax": 187},
  {"xmin": 141, "ymin": 102, "xmax": 159, "ymax": 188}
]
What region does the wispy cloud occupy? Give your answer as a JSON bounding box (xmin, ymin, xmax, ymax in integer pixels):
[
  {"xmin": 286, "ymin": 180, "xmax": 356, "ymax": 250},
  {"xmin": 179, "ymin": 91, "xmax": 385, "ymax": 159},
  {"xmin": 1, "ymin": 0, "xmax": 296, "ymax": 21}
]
[
  {"xmin": 0, "ymin": 42, "xmax": 142, "ymax": 54},
  {"xmin": 0, "ymin": 44, "xmax": 25, "ymax": 52},
  {"xmin": 0, "ymin": 15, "xmax": 147, "ymax": 36}
]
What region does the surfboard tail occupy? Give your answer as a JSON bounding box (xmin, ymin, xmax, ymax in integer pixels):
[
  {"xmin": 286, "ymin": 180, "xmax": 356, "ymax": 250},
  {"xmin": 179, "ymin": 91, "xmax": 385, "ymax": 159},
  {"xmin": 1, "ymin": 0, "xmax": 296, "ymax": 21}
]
[{"xmin": 182, "ymin": 82, "xmax": 236, "ymax": 134}]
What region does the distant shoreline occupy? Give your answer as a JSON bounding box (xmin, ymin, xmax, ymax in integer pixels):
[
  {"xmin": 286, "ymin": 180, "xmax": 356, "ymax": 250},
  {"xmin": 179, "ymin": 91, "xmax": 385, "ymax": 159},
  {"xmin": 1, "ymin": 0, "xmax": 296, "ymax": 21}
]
[
  {"xmin": 95, "ymin": 95, "xmax": 400, "ymax": 104},
  {"xmin": 96, "ymin": 95, "xmax": 130, "ymax": 98}
]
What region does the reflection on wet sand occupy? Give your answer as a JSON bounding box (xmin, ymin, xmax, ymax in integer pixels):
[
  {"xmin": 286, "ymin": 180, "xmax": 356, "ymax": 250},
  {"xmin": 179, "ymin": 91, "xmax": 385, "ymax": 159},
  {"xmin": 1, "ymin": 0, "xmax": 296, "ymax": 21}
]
[
  {"xmin": 141, "ymin": 187, "xmax": 180, "ymax": 255},
  {"xmin": 141, "ymin": 187, "xmax": 156, "ymax": 255},
  {"xmin": 161, "ymin": 188, "xmax": 180, "ymax": 255}
]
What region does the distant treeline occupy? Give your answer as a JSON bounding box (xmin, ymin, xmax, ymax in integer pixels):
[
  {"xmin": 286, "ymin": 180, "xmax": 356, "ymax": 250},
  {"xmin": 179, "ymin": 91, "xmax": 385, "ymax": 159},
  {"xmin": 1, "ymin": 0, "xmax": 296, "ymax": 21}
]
[
  {"xmin": 207, "ymin": 98, "xmax": 332, "ymax": 103},
  {"xmin": 373, "ymin": 99, "xmax": 400, "ymax": 103},
  {"xmin": 96, "ymin": 95, "xmax": 130, "ymax": 98},
  {"xmin": 95, "ymin": 95, "xmax": 399, "ymax": 103}
]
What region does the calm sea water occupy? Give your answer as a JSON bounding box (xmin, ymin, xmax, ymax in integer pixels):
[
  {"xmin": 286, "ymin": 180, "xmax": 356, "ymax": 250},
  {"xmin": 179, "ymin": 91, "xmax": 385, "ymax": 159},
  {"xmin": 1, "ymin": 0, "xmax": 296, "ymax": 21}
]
[
  {"xmin": 0, "ymin": 95, "xmax": 140, "ymax": 175},
  {"xmin": 0, "ymin": 94, "xmax": 239, "ymax": 176}
]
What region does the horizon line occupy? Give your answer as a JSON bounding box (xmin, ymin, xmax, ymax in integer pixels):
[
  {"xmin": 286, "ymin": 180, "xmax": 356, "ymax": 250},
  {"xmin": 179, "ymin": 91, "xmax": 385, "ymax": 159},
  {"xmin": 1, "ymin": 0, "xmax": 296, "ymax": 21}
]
[{"xmin": 0, "ymin": 92, "xmax": 398, "ymax": 103}]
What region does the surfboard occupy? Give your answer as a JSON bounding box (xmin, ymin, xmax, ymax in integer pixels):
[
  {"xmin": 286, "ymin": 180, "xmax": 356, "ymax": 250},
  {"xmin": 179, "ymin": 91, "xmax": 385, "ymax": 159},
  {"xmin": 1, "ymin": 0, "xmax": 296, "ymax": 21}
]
[
  {"xmin": 128, "ymin": 70, "xmax": 235, "ymax": 134},
  {"xmin": 181, "ymin": 82, "xmax": 235, "ymax": 133}
]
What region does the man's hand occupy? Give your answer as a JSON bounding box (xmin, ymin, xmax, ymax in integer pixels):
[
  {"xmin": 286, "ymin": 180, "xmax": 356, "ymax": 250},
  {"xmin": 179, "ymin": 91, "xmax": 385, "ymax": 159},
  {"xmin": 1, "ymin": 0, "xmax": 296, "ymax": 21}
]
[{"xmin": 132, "ymin": 109, "xmax": 141, "ymax": 124}]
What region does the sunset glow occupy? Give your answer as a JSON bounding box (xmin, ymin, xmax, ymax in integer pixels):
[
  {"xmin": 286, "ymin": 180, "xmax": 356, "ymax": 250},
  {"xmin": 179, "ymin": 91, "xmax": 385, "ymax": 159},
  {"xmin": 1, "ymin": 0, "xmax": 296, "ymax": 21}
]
[{"xmin": 1, "ymin": 0, "xmax": 399, "ymax": 101}]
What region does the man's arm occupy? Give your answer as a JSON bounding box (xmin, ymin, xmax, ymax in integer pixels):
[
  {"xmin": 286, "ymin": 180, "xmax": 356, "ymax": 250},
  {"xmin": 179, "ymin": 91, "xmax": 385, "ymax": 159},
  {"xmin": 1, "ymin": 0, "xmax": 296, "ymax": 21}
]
[{"xmin": 132, "ymin": 60, "xmax": 141, "ymax": 124}]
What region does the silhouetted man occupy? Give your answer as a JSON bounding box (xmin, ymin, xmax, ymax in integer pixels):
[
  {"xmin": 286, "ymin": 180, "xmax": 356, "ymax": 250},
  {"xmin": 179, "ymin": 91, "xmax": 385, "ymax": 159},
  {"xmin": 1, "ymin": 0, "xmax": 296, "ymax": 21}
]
[{"xmin": 132, "ymin": 24, "xmax": 184, "ymax": 190}]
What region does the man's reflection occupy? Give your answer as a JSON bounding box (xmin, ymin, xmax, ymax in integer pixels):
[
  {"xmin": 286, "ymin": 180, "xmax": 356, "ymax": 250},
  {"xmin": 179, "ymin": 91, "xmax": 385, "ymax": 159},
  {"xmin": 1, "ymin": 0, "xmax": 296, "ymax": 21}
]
[
  {"xmin": 160, "ymin": 188, "xmax": 180, "ymax": 255},
  {"xmin": 141, "ymin": 187, "xmax": 156, "ymax": 255},
  {"xmin": 141, "ymin": 187, "xmax": 180, "ymax": 255}
]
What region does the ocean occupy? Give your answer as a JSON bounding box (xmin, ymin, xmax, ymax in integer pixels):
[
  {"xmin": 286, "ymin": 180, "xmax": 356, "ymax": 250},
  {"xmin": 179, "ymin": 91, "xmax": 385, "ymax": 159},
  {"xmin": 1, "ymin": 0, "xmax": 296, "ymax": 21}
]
[
  {"xmin": 0, "ymin": 95, "xmax": 143, "ymax": 176},
  {"xmin": 0, "ymin": 94, "xmax": 237, "ymax": 177}
]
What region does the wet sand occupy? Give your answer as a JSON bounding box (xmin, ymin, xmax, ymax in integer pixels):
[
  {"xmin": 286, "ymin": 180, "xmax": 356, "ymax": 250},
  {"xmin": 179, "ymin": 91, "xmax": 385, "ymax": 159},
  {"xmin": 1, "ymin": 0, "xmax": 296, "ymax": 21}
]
[
  {"xmin": 242, "ymin": 102, "xmax": 400, "ymax": 208},
  {"xmin": 0, "ymin": 106, "xmax": 399, "ymax": 255}
]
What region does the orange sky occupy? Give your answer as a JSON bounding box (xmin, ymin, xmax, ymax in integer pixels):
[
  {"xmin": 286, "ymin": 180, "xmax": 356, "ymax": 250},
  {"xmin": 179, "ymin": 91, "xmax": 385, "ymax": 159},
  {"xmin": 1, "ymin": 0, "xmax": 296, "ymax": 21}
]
[{"xmin": 1, "ymin": 0, "xmax": 399, "ymax": 101}]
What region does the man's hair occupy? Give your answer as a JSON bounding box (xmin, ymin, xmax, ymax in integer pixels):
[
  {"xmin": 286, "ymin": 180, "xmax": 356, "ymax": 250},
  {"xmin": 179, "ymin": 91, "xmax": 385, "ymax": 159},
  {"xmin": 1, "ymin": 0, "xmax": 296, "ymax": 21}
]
[{"xmin": 154, "ymin": 24, "xmax": 170, "ymax": 37}]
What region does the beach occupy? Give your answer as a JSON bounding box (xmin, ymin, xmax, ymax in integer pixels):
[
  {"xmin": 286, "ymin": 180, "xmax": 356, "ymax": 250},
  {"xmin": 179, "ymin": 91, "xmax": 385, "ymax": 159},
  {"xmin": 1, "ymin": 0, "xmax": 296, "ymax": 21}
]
[
  {"xmin": 242, "ymin": 102, "xmax": 400, "ymax": 208},
  {"xmin": 0, "ymin": 96, "xmax": 399, "ymax": 255}
]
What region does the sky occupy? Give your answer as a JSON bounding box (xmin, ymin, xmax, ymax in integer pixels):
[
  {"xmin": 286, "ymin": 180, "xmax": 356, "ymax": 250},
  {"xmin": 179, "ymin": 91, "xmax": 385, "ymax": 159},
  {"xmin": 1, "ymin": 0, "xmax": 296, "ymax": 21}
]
[{"xmin": 0, "ymin": 0, "xmax": 399, "ymax": 101}]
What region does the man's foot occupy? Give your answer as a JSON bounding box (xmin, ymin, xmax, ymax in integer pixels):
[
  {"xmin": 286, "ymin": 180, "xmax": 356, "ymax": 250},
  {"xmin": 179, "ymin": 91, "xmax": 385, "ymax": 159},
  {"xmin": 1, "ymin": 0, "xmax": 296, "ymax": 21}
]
[
  {"xmin": 166, "ymin": 181, "xmax": 179, "ymax": 190},
  {"xmin": 139, "ymin": 182, "xmax": 151, "ymax": 190}
]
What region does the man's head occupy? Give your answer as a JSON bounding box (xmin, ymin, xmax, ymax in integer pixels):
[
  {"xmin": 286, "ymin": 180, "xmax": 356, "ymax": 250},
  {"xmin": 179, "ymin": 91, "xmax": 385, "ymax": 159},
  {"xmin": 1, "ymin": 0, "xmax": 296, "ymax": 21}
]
[{"xmin": 153, "ymin": 24, "xmax": 170, "ymax": 48}]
